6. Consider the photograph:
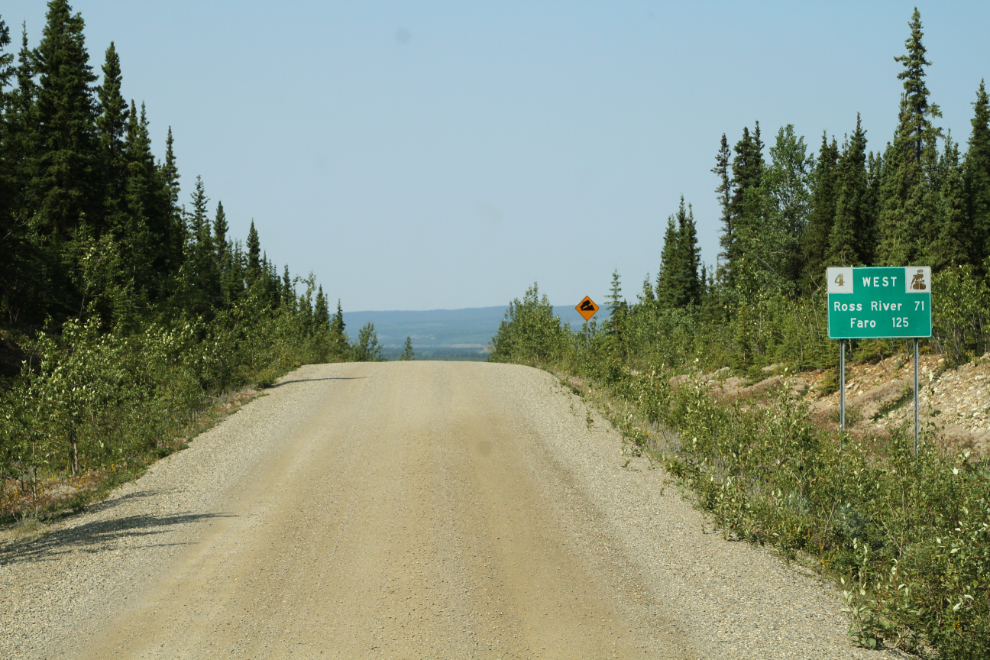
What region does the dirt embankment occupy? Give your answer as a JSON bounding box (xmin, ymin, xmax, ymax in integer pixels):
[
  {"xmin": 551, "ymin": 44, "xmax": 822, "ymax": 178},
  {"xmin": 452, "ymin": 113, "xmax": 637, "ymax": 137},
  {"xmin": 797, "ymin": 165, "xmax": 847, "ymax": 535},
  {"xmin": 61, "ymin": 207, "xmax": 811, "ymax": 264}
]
[{"xmin": 693, "ymin": 353, "xmax": 990, "ymax": 456}]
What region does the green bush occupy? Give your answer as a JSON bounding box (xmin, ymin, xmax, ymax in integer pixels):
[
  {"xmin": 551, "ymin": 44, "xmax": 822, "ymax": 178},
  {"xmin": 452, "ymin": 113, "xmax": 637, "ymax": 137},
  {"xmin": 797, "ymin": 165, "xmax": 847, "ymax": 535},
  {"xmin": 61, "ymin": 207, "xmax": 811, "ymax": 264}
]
[
  {"xmin": 488, "ymin": 283, "xmax": 568, "ymax": 367},
  {"xmin": 0, "ymin": 290, "xmax": 338, "ymax": 492}
]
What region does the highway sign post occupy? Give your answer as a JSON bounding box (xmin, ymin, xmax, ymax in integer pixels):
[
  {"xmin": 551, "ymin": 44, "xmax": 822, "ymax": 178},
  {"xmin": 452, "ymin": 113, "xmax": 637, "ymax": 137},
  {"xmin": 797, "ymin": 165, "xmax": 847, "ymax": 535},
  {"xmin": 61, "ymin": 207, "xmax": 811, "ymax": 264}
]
[
  {"xmin": 576, "ymin": 296, "xmax": 599, "ymax": 353},
  {"xmin": 826, "ymin": 267, "xmax": 932, "ymax": 452}
]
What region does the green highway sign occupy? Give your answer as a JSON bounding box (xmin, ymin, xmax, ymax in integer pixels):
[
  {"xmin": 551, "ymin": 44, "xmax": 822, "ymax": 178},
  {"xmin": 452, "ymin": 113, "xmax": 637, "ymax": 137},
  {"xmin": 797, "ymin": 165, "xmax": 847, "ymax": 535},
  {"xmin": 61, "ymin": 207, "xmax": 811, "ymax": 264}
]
[{"xmin": 827, "ymin": 266, "xmax": 932, "ymax": 339}]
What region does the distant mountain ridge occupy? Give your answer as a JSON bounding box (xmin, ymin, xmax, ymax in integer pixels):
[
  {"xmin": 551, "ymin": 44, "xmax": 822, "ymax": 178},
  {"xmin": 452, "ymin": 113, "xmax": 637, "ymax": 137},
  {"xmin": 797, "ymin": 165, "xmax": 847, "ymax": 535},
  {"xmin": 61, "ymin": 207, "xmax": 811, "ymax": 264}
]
[{"xmin": 341, "ymin": 304, "xmax": 592, "ymax": 357}]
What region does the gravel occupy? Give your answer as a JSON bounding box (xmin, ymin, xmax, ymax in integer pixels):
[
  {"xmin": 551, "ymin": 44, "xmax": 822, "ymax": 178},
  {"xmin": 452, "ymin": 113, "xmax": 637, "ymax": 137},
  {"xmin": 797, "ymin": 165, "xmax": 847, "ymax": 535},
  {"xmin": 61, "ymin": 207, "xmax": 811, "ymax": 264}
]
[{"xmin": 0, "ymin": 361, "xmax": 909, "ymax": 659}]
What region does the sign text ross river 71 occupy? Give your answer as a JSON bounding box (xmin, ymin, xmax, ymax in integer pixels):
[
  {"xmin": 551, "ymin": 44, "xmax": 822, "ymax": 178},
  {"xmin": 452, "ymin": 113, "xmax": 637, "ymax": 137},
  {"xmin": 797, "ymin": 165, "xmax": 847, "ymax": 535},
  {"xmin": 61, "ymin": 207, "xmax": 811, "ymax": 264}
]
[{"xmin": 827, "ymin": 266, "xmax": 932, "ymax": 339}]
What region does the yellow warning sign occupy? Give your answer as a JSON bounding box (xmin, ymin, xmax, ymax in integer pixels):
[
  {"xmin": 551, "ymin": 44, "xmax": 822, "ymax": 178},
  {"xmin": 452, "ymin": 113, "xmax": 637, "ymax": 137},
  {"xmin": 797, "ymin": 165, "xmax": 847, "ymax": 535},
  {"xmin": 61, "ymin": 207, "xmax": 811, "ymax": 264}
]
[{"xmin": 575, "ymin": 296, "xmax": 599, "ymax": 322}]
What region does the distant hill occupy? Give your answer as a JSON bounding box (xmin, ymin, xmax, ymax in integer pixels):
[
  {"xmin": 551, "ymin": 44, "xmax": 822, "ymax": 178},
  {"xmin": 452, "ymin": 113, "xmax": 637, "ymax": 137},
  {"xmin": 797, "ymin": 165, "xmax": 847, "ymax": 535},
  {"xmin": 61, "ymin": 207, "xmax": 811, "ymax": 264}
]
[{"xmin": 342, "ymin": 304, "xmax": 596, "ymax": 360}]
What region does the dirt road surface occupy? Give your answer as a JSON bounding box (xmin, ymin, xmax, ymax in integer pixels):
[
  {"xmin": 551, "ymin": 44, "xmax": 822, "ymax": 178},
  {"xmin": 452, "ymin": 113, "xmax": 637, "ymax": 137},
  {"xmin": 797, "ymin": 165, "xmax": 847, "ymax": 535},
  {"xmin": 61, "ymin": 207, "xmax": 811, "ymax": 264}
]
[{"xmin": 1, "ymin": 362, "xmax": 900, "ymax": 659}]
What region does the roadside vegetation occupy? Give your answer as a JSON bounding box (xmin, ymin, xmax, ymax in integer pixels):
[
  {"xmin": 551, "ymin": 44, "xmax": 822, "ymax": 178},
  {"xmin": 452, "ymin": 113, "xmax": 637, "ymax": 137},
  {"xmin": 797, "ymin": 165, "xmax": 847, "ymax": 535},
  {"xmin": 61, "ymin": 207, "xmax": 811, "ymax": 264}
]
[
  {"xmin": 490, "ymin": 10, "xmax": 990, "ymax": 658},
  {"xmin": 0, "ymin": 3, "xmax": 385, "ymax": 520}
]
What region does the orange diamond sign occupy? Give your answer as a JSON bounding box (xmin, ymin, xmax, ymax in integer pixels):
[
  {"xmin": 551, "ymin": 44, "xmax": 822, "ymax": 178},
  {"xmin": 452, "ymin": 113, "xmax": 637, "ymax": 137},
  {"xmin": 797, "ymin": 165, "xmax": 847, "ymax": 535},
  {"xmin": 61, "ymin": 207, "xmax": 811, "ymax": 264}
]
[{"xmin": 575, "ymin": 296, "xmax": 599, "ymax": 322}]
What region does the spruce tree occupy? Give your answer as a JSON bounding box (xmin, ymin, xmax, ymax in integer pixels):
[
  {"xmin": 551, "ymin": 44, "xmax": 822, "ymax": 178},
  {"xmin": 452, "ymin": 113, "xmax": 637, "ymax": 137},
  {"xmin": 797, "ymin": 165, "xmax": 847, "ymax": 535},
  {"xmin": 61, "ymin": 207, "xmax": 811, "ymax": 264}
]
[
  {"xmin": 184, "ymin": 175, "xmax": 220, "ymax": 312},
  {"xmin": 281, "ymin": 265, "xmax": 294, "ymax": 312},
  {"xmin": 639, "ymin": 274, "xmax": 655, "ymax": 305},
  {"xmin": 877, "ymin": 8, "xmax": 942, "ymax": 266},
  {"xmin": 963, "ymin": 80, "xmax": 990, "ymax": 265},
  {"xmin": 246, "ymin": 219, "xmax": 261, "ymax": 283},
  {"xmin": 95, "ymin": 42, "xmax": 128, "ymax": 238},
  {"xmin": 827, "ymin": 116, "xmax": 871, "ymax": 267},
  {"xmin": 801, "ymin": 133, "xmax": 839, "ymax": 293},
  {"xmin": 213, "ymin": 201, "xmax": 232, "ymax": 303},
  {"xmin": 0, "ymin": 17, "xmax": 14, "ymax": 315},
  {"xmin": 712, "ymin": 133, "xmax": 733, "ymax": 278},
  {"xmin": 400, "ymin": 336, "xmax": 415, "ymax": 361},
  {"xmin": 121, "ymin": 100, "xmax": 155, "ymax": 295},
  {"xmin": 329, "ymin": 300, "xmax": 347, "ymax": 358},
  {"xmin": 158, "ymin": 126, "xmax": 184, "ymax": 278},
  {"xmin": 313, "ymin": 285, "xmax": 329, "ymax": 330},
  {"xmin": 29, "ymin": 0, "xmax": 99, "ymax": 318},
  {"xmin": 935, "ymin": 135, "xmax": 969, "ymax": 268},
  {"xmin": 673, "ymin": 198, "xmax": 702, "ymax": 306},
  {"xmin": 0, "ymin": 24, "xmax": 40, "ymax": 322},
  {"xmin": 656, "ymin": 214, "xmax": 679, "ymax": 307},
  {"xmin": 0, "ymin": 17, "xmax": 10, "ymax": 90},
  {"xmin": 30, "ymin": 0, "xmax": 98, "ymax": 238},
  {"xmin": 727, "ymin": 123, "xmax": 765, "ymax": 287},
  {"xmin": 0, "ymin": 17, "xmax": 13, "ymax": 254}
]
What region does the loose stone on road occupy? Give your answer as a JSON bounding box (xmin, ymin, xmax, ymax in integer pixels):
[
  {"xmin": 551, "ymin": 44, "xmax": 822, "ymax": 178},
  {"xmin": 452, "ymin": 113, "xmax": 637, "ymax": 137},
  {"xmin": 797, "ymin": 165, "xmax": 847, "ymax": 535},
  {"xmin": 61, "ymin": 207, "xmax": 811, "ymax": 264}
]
[{"xmin": 1, "ymin": 362, "xmax": 902, "ymax": 659}]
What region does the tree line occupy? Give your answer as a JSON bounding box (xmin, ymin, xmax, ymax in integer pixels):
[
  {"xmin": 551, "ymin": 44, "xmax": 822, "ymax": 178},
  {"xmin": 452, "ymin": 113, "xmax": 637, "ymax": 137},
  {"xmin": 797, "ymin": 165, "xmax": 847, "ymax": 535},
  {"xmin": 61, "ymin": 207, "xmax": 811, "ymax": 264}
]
[
  {"xmin": 0, "ymin": 2, "xmax": 403, "ymax": 365},
  {"xmin": 0, "ymin": 2, "xmax": 396, "ymax": 493},
  {"xmin": 647, "ymin": 9, "xmax": 989, "ymax": 314}
]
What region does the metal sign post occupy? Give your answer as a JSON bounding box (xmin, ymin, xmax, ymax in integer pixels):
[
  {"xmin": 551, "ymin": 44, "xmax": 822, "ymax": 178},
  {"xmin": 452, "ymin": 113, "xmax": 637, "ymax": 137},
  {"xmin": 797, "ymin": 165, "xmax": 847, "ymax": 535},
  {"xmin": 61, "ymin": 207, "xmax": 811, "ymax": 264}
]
[
  {"xmin": 839, "ymin": 339, "xmax": 845, "ymax": 432},
  {"xmin": 575, "ymin": 296, "xmax": 599, "ymax": 354},
  {"xmin": 914, "ymin": 338, "xmax": 920, "ymax": 454},
  {"xmin": 826, "ymin": 267, "xmax": 932, "ymax": 452}
]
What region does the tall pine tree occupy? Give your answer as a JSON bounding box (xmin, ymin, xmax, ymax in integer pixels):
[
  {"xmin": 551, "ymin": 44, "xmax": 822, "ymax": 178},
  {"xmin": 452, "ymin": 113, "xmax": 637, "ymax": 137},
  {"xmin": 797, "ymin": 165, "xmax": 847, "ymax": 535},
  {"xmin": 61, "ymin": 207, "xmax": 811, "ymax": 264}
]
[
  {"xmin": 934, "ymin": 135, "xmax": 969, "ymax": 268},
  {"xmin": 877, "ymin": 8, "xmax": 942, "ymax": 266},
  {"xmin": 95, "ymin": 42, "xmax": 127, "ymax": 238},
  {"xmin": 801, "ymin": 133, "xmax": 839, "ymax": 293},
  {"xmin": 29, "ymin": 0, "xmax": 99, "ymax": 319},
  {"xmin": 827, "ymin": 115, "xmax": 871, "ymax": 267},
  {"xmin": 963, "ymin": 80, "xmax": 990, "ymax": 266}
]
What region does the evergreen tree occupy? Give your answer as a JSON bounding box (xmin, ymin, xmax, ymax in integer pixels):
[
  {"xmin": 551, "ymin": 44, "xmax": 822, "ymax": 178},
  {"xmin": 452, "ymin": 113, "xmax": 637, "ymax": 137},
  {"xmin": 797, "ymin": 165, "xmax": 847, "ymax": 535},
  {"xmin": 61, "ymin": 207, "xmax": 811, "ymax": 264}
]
[
  {"xmin": 246, "ymin": 219, "xmax": 261, "ymax": 284},
  {"xmin": 712, "ymin": 133, "xmax": 733, "ymax": 277},
  {"xmin": 639, "ymin": 274, "xmax": 655, "ymax": 305},
  {"xmin": 121, "ymin": 100, "xmax": 155, "ymax": 296},
  {"xmin": 329, "ymin": 300, "xmax": 348, "ymax": 358},
  {"xmin": 657, "ymin": 198, "xmax": 702, "ymax": 307},
  {"xmin": 400, "ymin": 336, "xmax": 415, "ymax": 361},
  {"xmin": 963, "ymin": 80, "xmax": 990, "ymax": 265},
  {"xmin": 0, "ymin": 17, "xmax": 14, "ymax": 300},
  {"xmin": 353, "ymin": 322, "xmax": 383, "ymax": 362},
  {"xmin": 725, "ymin": 123, "xmax": 765, "ymax": 287},
  {"xmin": 95, "ymin": 41, "xmax": 128, "ymax": 238},
  {"xmin": 183, "ymin": 175, "xmax": 220, "ymax": 313},
  {"xmin": 313, "ymin": 285, "xmax": 329, "ymax": 330},
  {"xmin": 213, "ymin": 201, "xmax": 235, "ymax": 304},
  {"xmin": 212, "ymin": 201, "xmax": 228, "ymax": 261},
  {"xmin": 656, "ymin": 214, "xmax": 679, "ymax": 307},
  {"xmin": 827, "ymin": 116, "xmax": 871, "ymax": 267},
  {"xmin": 674, "ymin": 200, "xmax": 702, "ymax": 306},
  {"xmin": 29, "ymin": 0, "xmax": 100, "ymax": 318},
  {"xmin": 281, "ymin": 265, "xmax": 294, "ymax": 312},
  {"xmin": 752, "ymin": 125, "xmax": 814, "ymax": 294},
  {"xmin": 158, "ymin": 126, "xmax": 184, "ymax": 279},
  {"xmin": 801, "ymin": 133, "xmax": 839, "ymax": 293},
  {"xmin": 0, "ymin": 24, "xmax": 40, "ymax": 322},
  {"xmin": 877, "ymin": 8, "xmax": 942, "ymax": 266},
  {"xmin": 934, "ymin": 135, "xmax": 969, "ymax": 268}
]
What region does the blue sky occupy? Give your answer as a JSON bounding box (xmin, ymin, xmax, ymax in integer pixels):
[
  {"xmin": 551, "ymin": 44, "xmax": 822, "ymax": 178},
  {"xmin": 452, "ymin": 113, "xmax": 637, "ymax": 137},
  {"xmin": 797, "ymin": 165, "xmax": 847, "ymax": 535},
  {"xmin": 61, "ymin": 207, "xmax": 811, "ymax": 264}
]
[{"xmin": 4, "ymin": 1, "xmax": 990, "ymax": 311}]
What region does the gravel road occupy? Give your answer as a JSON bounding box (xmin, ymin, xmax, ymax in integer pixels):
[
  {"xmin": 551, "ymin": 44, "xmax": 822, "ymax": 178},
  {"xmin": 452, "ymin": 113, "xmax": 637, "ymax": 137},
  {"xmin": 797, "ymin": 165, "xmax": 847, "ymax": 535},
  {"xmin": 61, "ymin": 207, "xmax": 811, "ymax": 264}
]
[{"xmin": 0, "ymin": 361, "xmax": 904, "ymax": 659}]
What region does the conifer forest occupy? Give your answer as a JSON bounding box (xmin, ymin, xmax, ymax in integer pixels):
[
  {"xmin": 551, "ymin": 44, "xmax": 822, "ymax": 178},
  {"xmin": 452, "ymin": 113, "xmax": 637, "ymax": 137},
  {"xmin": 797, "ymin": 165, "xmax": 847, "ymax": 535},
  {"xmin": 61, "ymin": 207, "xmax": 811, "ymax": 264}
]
[
  {"xmin": 0, "ymin": 3, "xmax": 382, "ymax": 492},
  {"xmin": 488, "ymin": 10, "xmax": 990, "ymax": 657}
]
